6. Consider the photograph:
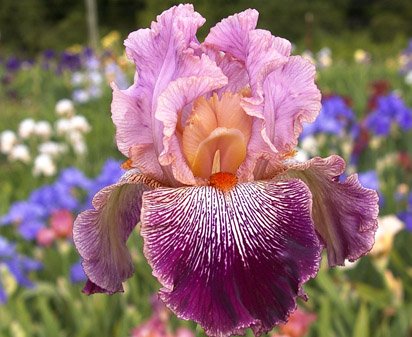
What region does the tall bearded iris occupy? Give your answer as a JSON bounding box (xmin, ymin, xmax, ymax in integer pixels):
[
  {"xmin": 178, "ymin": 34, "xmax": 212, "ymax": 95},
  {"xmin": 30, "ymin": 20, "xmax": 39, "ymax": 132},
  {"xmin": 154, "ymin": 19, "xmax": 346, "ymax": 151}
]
[{"xmin": 73, "ymin": 5, "xmax": 379, "ymax": 337}]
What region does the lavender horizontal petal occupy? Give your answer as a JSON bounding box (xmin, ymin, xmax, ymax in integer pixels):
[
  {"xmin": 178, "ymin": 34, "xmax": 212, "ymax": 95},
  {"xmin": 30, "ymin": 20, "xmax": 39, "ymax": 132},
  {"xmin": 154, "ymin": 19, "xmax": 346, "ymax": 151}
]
[
  {"xmin": 73, "ymin": 170, "xmax": 161, "ymax": 294},
  {"xmin": 286, "ymin": 155, "xmax": 379, "ymax": 266}
]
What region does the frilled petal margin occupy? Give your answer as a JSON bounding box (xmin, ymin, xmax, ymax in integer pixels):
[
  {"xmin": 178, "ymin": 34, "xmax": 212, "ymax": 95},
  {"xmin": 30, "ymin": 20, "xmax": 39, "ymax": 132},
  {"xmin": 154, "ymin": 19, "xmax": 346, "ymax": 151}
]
[
  {"xmin": 285, "ymin": 155, "xmax": 379, "ymax": 266},
  {"xmin": 141, "ymin": 179, "xmax": 321, "ymax": 337},
  {"xmin": 73, "ymin": 169, "xmax": 161, "ymax": 294}
]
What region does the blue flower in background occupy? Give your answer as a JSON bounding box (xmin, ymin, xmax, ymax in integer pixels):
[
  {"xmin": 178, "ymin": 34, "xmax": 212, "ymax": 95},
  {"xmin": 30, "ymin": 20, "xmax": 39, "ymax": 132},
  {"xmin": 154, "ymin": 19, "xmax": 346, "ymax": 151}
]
[
  {"xmin": 400, "ymin": 39, "xmax": 412, "ymax": 75},
  {"xmin": 365, "ymin": 93, "xmax": 412, "ymax": 135},
  {"xmin": 1, "ymin": 160, "xmax": 121, "ymax": 241},
  {"xmin": 358, "ymin": 171, "xmax": 380, "ymax": 192},
  {"xmin": 58, "ymin": 167, "xmax": 91, "ymax": 189},
  {"xmin": 301, "ymin": 95, "xmax": 355, "ymax": 138},
  {"xmin": 70, "ymin": 261, "xmax": 87, "ymax": 283},
  {"xmin": 84, "ymin": 159, "xmax": 123, "ymax": 208},
  {"xmin": 0, "ymin": 202, "xmax": 46, "ymax": 240},
  {"xmin": 398, "ymin": 192, "xmax": 412, "ymax": 231},
  {"xmin": 0, "ymin": 236, "xmax": 42, "ymax": 303}
]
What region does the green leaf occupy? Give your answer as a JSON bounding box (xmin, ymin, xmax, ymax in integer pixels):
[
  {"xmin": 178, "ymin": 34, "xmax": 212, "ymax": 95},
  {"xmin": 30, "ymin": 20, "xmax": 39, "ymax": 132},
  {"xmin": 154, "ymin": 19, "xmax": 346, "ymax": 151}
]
[{"xmin": 353, "ymin": 302, "xmax": 369, "ymax": 337}]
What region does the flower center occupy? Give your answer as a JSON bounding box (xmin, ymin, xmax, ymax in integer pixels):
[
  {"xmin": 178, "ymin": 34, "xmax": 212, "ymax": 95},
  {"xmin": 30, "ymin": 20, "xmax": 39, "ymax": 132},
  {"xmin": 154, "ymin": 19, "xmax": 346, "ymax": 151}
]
[
  {"xmin": 209, "ymin": 172, "xmax": 238, "ymax": 192},
  {"xmin": 182, "ymin": 92, "xmax": 252, "ymax": 180}
]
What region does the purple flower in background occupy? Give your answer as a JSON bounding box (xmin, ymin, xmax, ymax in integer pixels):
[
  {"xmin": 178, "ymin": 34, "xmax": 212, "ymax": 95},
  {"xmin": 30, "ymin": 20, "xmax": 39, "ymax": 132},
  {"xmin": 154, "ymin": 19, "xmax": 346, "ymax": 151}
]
[
  {"xmin": 42, "ymin": 49, "xmax": 56, "ymax": 60},
  {"xmin": 73, "ymin": 6, "xmax": 378, "ymax": 337},
  {"xmin": 59, "ymin": 52, "xmax": 82, "ymax": 72},
  {"xmin": 5, "ymin": 57, "xmax": 22, "ymax": 72},
  {"xmin": 301, "ymin": 95, "xmax": 355, "ymax": 138},
  {"xmin": 0, "ymin": 236, "xmax": 42, "ymax": 303},
  {"xmin": 365, "ymin": 93, "xmax": 412, "ymax": 135}
]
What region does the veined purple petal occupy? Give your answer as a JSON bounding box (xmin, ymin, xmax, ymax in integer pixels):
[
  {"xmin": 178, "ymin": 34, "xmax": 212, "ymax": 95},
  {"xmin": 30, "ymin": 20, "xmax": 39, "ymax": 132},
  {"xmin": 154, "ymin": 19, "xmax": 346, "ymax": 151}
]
[
  {"xmin": 141, "ymin": 179, "xmax": 321, "ymax": 337},
  {"xmin": 286, "ymin": 155, "xmax": 379, "ymax": 266},
  {"xmin": 73, "ymin": 169, "xmax": 161, "ymax": 294}
]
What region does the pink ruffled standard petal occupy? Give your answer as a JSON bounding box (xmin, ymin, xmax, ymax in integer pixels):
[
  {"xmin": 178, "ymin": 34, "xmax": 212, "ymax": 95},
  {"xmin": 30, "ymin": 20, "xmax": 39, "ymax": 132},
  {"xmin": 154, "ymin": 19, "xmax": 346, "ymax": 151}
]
[
  {"xmin": 156, "ymin": 54, "xmax": 228, "ymax": 185},
  {"xmin": 73, "ymin": 170, "xmax": 161, "ymax": 294},
  {"xmin": 112, "ymin": 4, "xmax": 210, "ymax": 185},
  {"xmin": 141, "ymin": 179, "xmax": 321, "ymax": 337},
  {"xmin": 286, "ymin": 155, "xmax": 379, "ymax": 266},
  {"xmin": 260, "ymin": 56, "xmax": 321, "ymax": 154},
  {"xmin": 204, "ymin": 9, "xmax": 259, "ymax": 61}
]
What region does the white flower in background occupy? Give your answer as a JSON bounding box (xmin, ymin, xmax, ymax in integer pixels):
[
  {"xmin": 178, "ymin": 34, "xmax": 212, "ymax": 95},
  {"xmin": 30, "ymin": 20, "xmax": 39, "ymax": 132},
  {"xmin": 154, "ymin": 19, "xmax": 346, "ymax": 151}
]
[
  {"xmin": 34, "ymin": 121, "xmax": 52, "ymax": 139},
  {"xmin": 89, "ymin": 71, "xmax": 103, "ymax": 85},
  {"xmin": 73, "ymin": 89, "xmax": 90, "ymax": 103},
  {"xmin": 70, "ymin": 115, "xmax": 91, "ymax": 133},
  {"xmin": 354, "ymin": 49, "xmax": 371, "ymax": 64},
  {"xmin": 18, "ymin": 118, "xmax": 36, "ymax": 139},
  {"xmin": 376, "ymin": 153, "xmax": 398, "ymax": 174},
  {"xmin": 317, "ymin": 47, "xmax": 332, "ymax": 68},
  {"xmin": 105, "ymin": 61, "xmax": 129, "ymax": 89},
  {"xmin": 67, "ymin": 130, "xmax": 83, "ymax": 145},
  {"xmin": 33, "ymin": 153, "xmax": 56, "ymax": 176},
  {"xmin": 55, "ymin": 118, "xmax": 72, "ymax": 135},
  {"xmin": 71, "ymin": 72, "xmax": 85, "ymax": 86},
  {"xmin": 38, "ymin": 141, "xmax": 68, "ymax": 158},
  {"xmin": 405, "ymin": 71, "xmax": 412, "ymax": 86},
  {"xmin": 9, "ymin": 144, "xmax": 31, "ymax": 163},
  {"xmin": 67, "ymin": 131, "xmax": 87, "ymax": 156},
  {"xmin": 55, "ymin": 99, "xmax": 75, "ymax": 117},
  {"xmin": 89, "ymin": 85, "xmax": 102, "ymax": 99},
  {"xmin": 370, "ymin": 215, "xmax": 404, "ymax": 257},
  {"xmin": 0, "ymin": 130, "xmax": 17, "ymax": 154},
  {"xmin": 300, "ymin": 135, "xmax": 318, "ymax": 156},
  {"xmin": 72, "ymin": 139, "xmax": 87, "ymax": 156},
  {"xmin": 85, "ymin": 56, "xmax": 100, "ymax": 71}
]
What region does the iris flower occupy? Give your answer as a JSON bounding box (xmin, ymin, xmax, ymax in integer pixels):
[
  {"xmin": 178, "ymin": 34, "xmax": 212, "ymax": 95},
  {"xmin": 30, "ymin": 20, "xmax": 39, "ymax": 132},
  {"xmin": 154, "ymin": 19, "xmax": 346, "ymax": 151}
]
[{"xmin": 74, "ymin": 5, "xmax": 379, "ymax": 337}]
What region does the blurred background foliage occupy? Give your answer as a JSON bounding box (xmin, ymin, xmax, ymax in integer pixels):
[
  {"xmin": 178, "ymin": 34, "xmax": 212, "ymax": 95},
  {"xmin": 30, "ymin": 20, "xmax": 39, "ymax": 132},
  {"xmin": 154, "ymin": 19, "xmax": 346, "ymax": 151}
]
[{"xmin": 1, "ymin": 0, "xmax": 412, "ymax": 57}]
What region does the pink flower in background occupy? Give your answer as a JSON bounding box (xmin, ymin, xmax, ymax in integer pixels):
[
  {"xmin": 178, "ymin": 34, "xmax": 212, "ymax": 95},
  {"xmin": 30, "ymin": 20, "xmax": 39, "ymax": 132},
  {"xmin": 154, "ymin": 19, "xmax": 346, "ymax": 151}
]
[
  {"xmin": 74, "ymin": 5, "xmax": 379, "ymax": 337},
  {"xmin": 36, "ymin": 227, "xmax": 56, "ymax": 247},
  {"xmin": 51, "ymin": 209, "xmax": 73, "ymax": 238},
  {"xmin": 272, "ymin": 308, "xmax": 317, "ymax": 337},
  {"xmin": 131, "ymin": 296, "xmax": 194, "ymax": 337}
]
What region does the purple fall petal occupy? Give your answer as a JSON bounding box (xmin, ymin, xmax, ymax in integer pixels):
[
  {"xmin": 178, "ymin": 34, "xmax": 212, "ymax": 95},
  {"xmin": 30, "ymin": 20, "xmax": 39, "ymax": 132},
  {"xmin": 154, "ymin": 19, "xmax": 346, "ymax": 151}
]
[
  {"xmin": 286, "ymin": 155, "xmax": 379, "ymax": 266},
  {"xmin": 141, "ymin": 179, "xmax": 321, "ymax": 337},
  {"xmin": 73, "ymin": 170, "xmax": 161, "ymax": 294}
]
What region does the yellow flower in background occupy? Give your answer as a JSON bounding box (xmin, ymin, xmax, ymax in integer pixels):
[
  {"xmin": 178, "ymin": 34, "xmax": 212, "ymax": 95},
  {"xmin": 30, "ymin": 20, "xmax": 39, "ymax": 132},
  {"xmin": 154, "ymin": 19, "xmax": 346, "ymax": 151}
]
[
  {"xmin": 385, "ymin": 58, "xmax": 398, "ymax": 70},
  {"xmin": 102, "ymin": 30, "xmax": 121, "ymax": 49},
  {"xmin": 354, "ymin": 49, "xmax": 371, "ymax": 64},
  {"xmin": 66, "ymin": 44, "xmax": 83, "ymax": 54},
  {"xmin": 384, "ymin": 270, "xmax": 403, "ymax": 307},
  {"xmin": 0, "ymin": 265, "xmax": 18, "ymax": 297},
  {"xmin": 371, "ymin": 215, "xmax": 404, "ymax": 258}
]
